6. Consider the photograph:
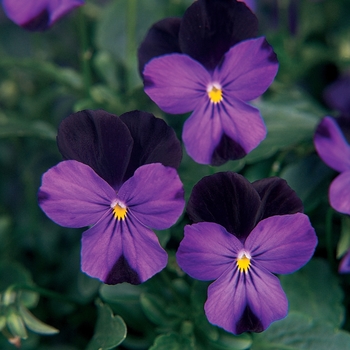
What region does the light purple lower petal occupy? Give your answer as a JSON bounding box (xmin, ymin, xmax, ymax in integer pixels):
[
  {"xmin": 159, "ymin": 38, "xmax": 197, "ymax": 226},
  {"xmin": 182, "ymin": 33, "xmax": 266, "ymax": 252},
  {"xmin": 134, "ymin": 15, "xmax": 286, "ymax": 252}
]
[
  {"xmin": 143, "ymin": 53, "xmax": 209, "ymax": 114},
  {"xmin": 176, "ymin": 222, "xmax": 243, "ymax": 281},
  {"xmin": 245, "ymin": 213, "xmax": 317, "ymax": 274},
  {"xmin": 329, "ymin": 172, "xmax": 350, "ymax": 215},
  {"xmin": 81, "ymin": 212, "xmax": 167, "ymax": 284},
  {"xmin": 245, "ymin": 265, "xmax": 288, "ymax": 331},
  {"xmin": 38, "ymin": 160, "xmax": 116, "ymax": 228},
  {"xmin": 204, "ymin": 269, "xmax": 247, "ymax": 335},
  {"xmin": 182, "ymin": 97, "xmax": 223, "ymax": 164},
  {"xmin": 117, "ymin": 163, "xmax": 184, "ymax": 230},
  {"xmin": 339, "ymin": 249, "xmax": 350, "ymax": 273},
  {"xmin": 220, "ymin": 97, "xmax": 267, "ymax": 154},
  {"xmin": 314, "ymin": 116, "xmax": 350, "ymax": 173}
]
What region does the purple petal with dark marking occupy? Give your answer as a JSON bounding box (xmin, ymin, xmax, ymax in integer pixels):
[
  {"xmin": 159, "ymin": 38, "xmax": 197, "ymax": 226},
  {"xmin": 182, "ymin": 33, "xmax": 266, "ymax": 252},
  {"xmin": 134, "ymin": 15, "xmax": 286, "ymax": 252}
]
[
  {"xmin": 179, "ymin": 0, "xmax": 258, "ymax": 70},
  {"xmin": 119, "ymin": 110, "xmax": 182, "ymax": 181},
  {"xmin": 81, "ymin": 213, "xmax": 167, "ymax": 285},
  {"xmin": 138, "ymin": 17, "xmax": 181, "ymax": 76},
  {"xmin": 214, "ymin": 37, "xmax": 278, "ymax": 101},
  {"xmin": 117, "ymin": 163, "xmax": 185, "ymax": 230},
  {"xmin": 245, "ymin": 214, "xmax": 317, "ymax": 274},
  {"xmin": 38, "ymin": 160, "xmax": 115, "ymax": 228},
  {"xmin": 177, "ymin": 222, "xmax": 242, "ymax": 281},
  {"xmin": 252, "ymin": 177, "xmax": 304, "ymax": 220},
  {"xmin": 57, "ymin": 110, "xmax": 133, "ymax": 190},
  {"xmin": 329, "ymin": 171, "xmax": 350, "ymax": 215},
  {"xmin": 2, "ymin": 0, "xmax": 84, "ymax": 31},
  {"xmin": 314, "ymin": 116, "xmax": 350, "ymax": 173},
  {"xmin": 339, "ymin": 249, "xmax": 350, "ymax": 273},
  {"xmin": 143, "ymin": 54, "xmax": 209, "ymax": 114},
  {"xmin": 187, "ymin": 172, "xmax": 261, "ymax": 241}
]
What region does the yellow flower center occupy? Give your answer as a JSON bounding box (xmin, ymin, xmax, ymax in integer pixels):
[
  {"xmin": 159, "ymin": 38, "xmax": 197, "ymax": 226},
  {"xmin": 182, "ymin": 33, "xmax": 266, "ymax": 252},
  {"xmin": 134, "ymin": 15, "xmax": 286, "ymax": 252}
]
[
  {"xmin": 237, "ymin": 254, "xmax": 251, "ymax": 274},
  {"xmin": 208, "ymin": 85, "xmax": 223, "ymax": 104},
  {"xmin": 112, "ymin": 201, "xmax": 127, "ymax": 220}
]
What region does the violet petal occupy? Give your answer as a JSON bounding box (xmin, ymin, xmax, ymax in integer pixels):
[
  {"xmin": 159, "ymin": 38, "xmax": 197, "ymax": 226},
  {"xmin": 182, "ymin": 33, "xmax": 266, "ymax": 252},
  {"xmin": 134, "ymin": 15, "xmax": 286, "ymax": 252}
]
[
  {"xmin": 214, "ymin": 37, "xmax": 278, "ymax": 101},
  {"xmin": 81, "ymin": 214, "xmax": 167, "ymax": 284},
  {"xmin": 57, "ymin": 110, "xmax": 133, "ymax": 190},
  {"xmin": 339, "ymin": 249, "xmax": 350, "ymax": 273},
  {"xmin": 245, "ymin": 213, "xmax": 317, "ymax": 274},
  {"xmin": 117, "ymin": 163, "xmax": 184, "ymax": 230},
  {"xmin": 187, "ymin": 172, "xmax": 262, "ymax": 241},
  {"xmin": 176, "ymin": 222, "xmax": 243, "ymax": 281},
  {"xmin": 314, "ymin": 116, "xmax": 350, "ymax": 173},
  {"xmin": 329, "ymin": 171, "xmax": 350, "ymax": 215},
  {"xmin": 138, "ymin": 17, "xmax": 181, "ymax": 76},
  {"xmin": 179, "ymin": 0, "xmax": 258, "ymax": 70},
  {"xmin": 38, "ymin": 160, "xmax": 115, "ymax": 228},
  {"xmin": 119, "ymin": 110, "xmax": 182, "ymax": 181},
  {"xmin": 143, "ymin": 54, "xmax": 209, "ymax": 114}
]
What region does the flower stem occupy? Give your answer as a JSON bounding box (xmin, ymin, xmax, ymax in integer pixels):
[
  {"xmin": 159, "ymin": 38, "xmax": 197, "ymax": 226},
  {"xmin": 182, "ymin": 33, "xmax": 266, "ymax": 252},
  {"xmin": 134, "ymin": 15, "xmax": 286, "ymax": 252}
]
[
  {"xmin": 326, "ymin": 207, "xmax": 335, "ymax": 268},
  {"xmin": 126, "ymin": 0, "xmax": 137, "ymax": 90}
]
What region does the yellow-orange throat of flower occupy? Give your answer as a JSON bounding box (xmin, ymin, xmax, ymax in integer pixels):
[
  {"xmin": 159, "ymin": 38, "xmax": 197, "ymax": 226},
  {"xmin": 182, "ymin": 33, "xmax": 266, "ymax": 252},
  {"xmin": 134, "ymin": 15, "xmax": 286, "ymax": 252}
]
[
  {"xmin": 112, "ymin": 202, "xmax": 127, "ymax": 220},
  {"xmin": 237, "ymin": 254, "xmax": 251, "ymax": 274},
  {"xmin": 208, "ymin": 86, "xmax": 223, "ymax": 104}
]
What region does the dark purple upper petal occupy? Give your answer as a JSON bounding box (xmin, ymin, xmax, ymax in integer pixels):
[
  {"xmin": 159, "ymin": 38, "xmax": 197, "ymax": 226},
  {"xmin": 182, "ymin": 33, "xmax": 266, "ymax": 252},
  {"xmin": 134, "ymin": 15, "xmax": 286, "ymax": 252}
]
[
  {"xmin": 138, "ymin": 17, "xmax": 182, "ymax": 76},
  {"xmin": 2, "ymin": 0, "xmax": 84, "ymax": 31},
  {"xmin": 187, "ymin": 172, "xmax": 262, "ymax": 241},
  {"xmin": 179, "ymin": 0, "xmax": 258, "ymax": 70},
  {"xmin": 252, "ymin": 177, "xmax": 304, "ymax": 220},
  {"xmin": 119, "ymin": 111, "xmax": 182, "ymax": 181},
  {"xmin": 57, "ymin": 110, "xmax": 134, "ymax": 190}
]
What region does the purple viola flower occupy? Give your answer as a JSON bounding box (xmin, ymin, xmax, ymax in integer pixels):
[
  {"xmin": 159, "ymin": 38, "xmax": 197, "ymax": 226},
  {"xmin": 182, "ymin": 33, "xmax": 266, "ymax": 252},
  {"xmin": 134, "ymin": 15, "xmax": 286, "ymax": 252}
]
[
  {"xmin": 314, "ymin": 116, "xmax": 350, "ymax": 216},
  {"xmin": 2, "ymin": 0, "xmax": 84, "ymax": 31},
  {"xmin": 238, "ymin": 0, "xmax": 256, "ymax": 12},
  {"xmin": 176, "ymin": 172, "xmax": 317, "ymax": 334},
  {"xmin": 38, "ymin": 110, "xmax": 185, "ymax": 284},
  {"xmin": 143, "ymin": 37, "xmax": 278, "ymax": 165},
  {"xmin": 339, "ymin": 250, "xmax": 350, "ymax": 273}
]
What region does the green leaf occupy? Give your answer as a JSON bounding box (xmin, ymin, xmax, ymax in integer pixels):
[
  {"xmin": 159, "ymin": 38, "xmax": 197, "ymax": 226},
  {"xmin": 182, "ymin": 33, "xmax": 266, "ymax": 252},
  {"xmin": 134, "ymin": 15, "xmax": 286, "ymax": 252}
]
[
  {"xmin": 0, "ymin": 261, "xmax": 34, "ymax": 293},
  {"xmin": 337, "ymin": 216, "xmax": 350, "ymax": 259},
  {"xmin": 251, "ymin": 312, "xmax": 350, "ymax": 350},
  {"xmin": 6, "ymin": 308, "xmax": 27, "ymax": 339},
  {"xmin": 140, "ymin": 293, "xmax": 173, "ymax": 326},
  {"xmin": 86, "ymin": 299, "xmax": 127, "ymax": 350},
  {"xmin": 246, "ymin": 89, "xmax": 323, "ymax": 163},
  {"xmin": 280, "ymin": 259, "xmax": 345, "ymax": 328},
  {"xmin": 149, "ymin": 332, "xmax": 194, "ymax": 350},
  {"xmin": 19, "ymin": 304, "xmax": 59, "ymax": 335}
]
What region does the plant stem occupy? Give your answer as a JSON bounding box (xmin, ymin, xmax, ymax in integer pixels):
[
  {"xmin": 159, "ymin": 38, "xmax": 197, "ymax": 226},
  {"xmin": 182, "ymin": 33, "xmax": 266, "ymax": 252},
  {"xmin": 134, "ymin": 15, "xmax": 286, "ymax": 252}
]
[{"xmin": 326, "ymin": 207, "xmax": 335, "ymax": 268}]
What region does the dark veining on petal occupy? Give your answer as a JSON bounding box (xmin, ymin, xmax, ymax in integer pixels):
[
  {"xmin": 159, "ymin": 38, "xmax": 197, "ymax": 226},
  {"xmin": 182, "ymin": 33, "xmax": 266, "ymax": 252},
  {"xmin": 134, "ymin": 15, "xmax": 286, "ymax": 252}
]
[
  {"xmin": 236, "ymin": 305, "xmax": 264, "ymax": 334},
  {"xmin": 315, "ymin": 119, "xmax": 332, "ymax": 139},
  {"xmin": 37, "ymin": 190, "xmax": 49, "ymax": 205},
  {"xmin": 105, "ymin": 255, "xmax": 141, "ymax": 285},
  {"xmin": 22, "ymin": 9, "xmax": 50, "ymax": 31},
  {"xmin": 260, "ymin": 38, "xmax": 278, "ymax": 63}
]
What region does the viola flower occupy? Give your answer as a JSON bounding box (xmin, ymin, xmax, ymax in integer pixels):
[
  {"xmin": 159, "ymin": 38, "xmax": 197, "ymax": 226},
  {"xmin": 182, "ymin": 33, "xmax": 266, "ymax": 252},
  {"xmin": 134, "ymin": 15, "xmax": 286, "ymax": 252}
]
[
  {"xmin": 38, "ymin": 110, "xmax": 185, "ymax": 284},
  {"xmin": 176, "ymin": 173, "xmax": 317, "ymax": 334},
  {"xmin": 314, "ymin": 116, "xmax": 350, "ymax": 216},
  {"xmin": 143, "ymin": 37, "xmax": 278, "ymax": 165},
  {"xmin": 2, "ymin": 0, "xmax": 84, "ymax": 31}
]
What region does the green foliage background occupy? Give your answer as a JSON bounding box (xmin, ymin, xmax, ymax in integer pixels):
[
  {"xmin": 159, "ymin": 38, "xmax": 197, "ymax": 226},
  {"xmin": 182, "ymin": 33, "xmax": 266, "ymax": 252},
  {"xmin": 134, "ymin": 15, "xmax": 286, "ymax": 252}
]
[{"xmin": 1, "ymin": 0, "xmax": 350, "ymax": 349}]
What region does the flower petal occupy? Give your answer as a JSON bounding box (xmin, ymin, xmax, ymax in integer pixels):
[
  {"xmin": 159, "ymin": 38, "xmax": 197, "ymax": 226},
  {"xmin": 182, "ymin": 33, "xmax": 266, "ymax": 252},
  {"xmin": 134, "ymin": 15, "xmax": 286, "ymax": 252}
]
[
  {"xmin": 119, "ymin": 111, "xmax": 182, "ymax": 181},
  {"xmin": 204, "ymin": 269, "xmax": 248, "ymax": 335},
  {"xmin": 339, "ymin": 249, "xmax": 350, "ymax": 273},
  {"xmin": 176, "ymin": 222, "xmax": 243, "ymax": 281},
  {"xmin": 187, "ymin": 172, "xmax": 262, "ymax": 241},
  {"xmin": 2, "ymin": 0, "xmax": 83, "ymax": 31},
  {"xmin": 214, "ymin": 37, "xmax": 278, "ymax": 101},
  {"xmin": 143, "ymin": 54, "xmax": 209, "ymax": 114},
  {"xmin": 219, "ymin": 97, "xmax": 267, "ymax": 156},
  {"xmin": 138, "ymin": 17, "xmax": 181, "ymax": 76},
  {"xmin": 243, "ymin": 265, "xmax": 288, "ymax": 333},
  {"xmin": 245, "ymin": 213, "xmax": 317, "ymax": 274},
  {"xmin": 38, "ymin": 160, "xmax": 116, "ymax": 228},
  {"xmin": 81, "ymin": 214, "xmax": 167, "ymax": 284},
  {"xmin": 314, "ymin": 116, "xmax": 350, "ymax": 173},
  {"xmin": 117, "ymin": 163, "xmax": 185, "ymax": 230},
  {"xmin": 179, "ymin": 0, "xmax": 258, "ymax": 70},
  {"xmin": 57, "ymin": 110, "xmax": 133, "ymax": 190},
  {"xmin": 329, "ymin": 172, "xmax": 350, "ymax": 215},
  {"xmin": 182, "ymin": 97, "xmax": 223, "ymax": 164},
  {"xmin": 252, "ymin": 177, "xmax": 304, "ymax": 220},
  {"xmin": 323, "ymin": 74, "xmax": 350, "ymax": 114}
]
